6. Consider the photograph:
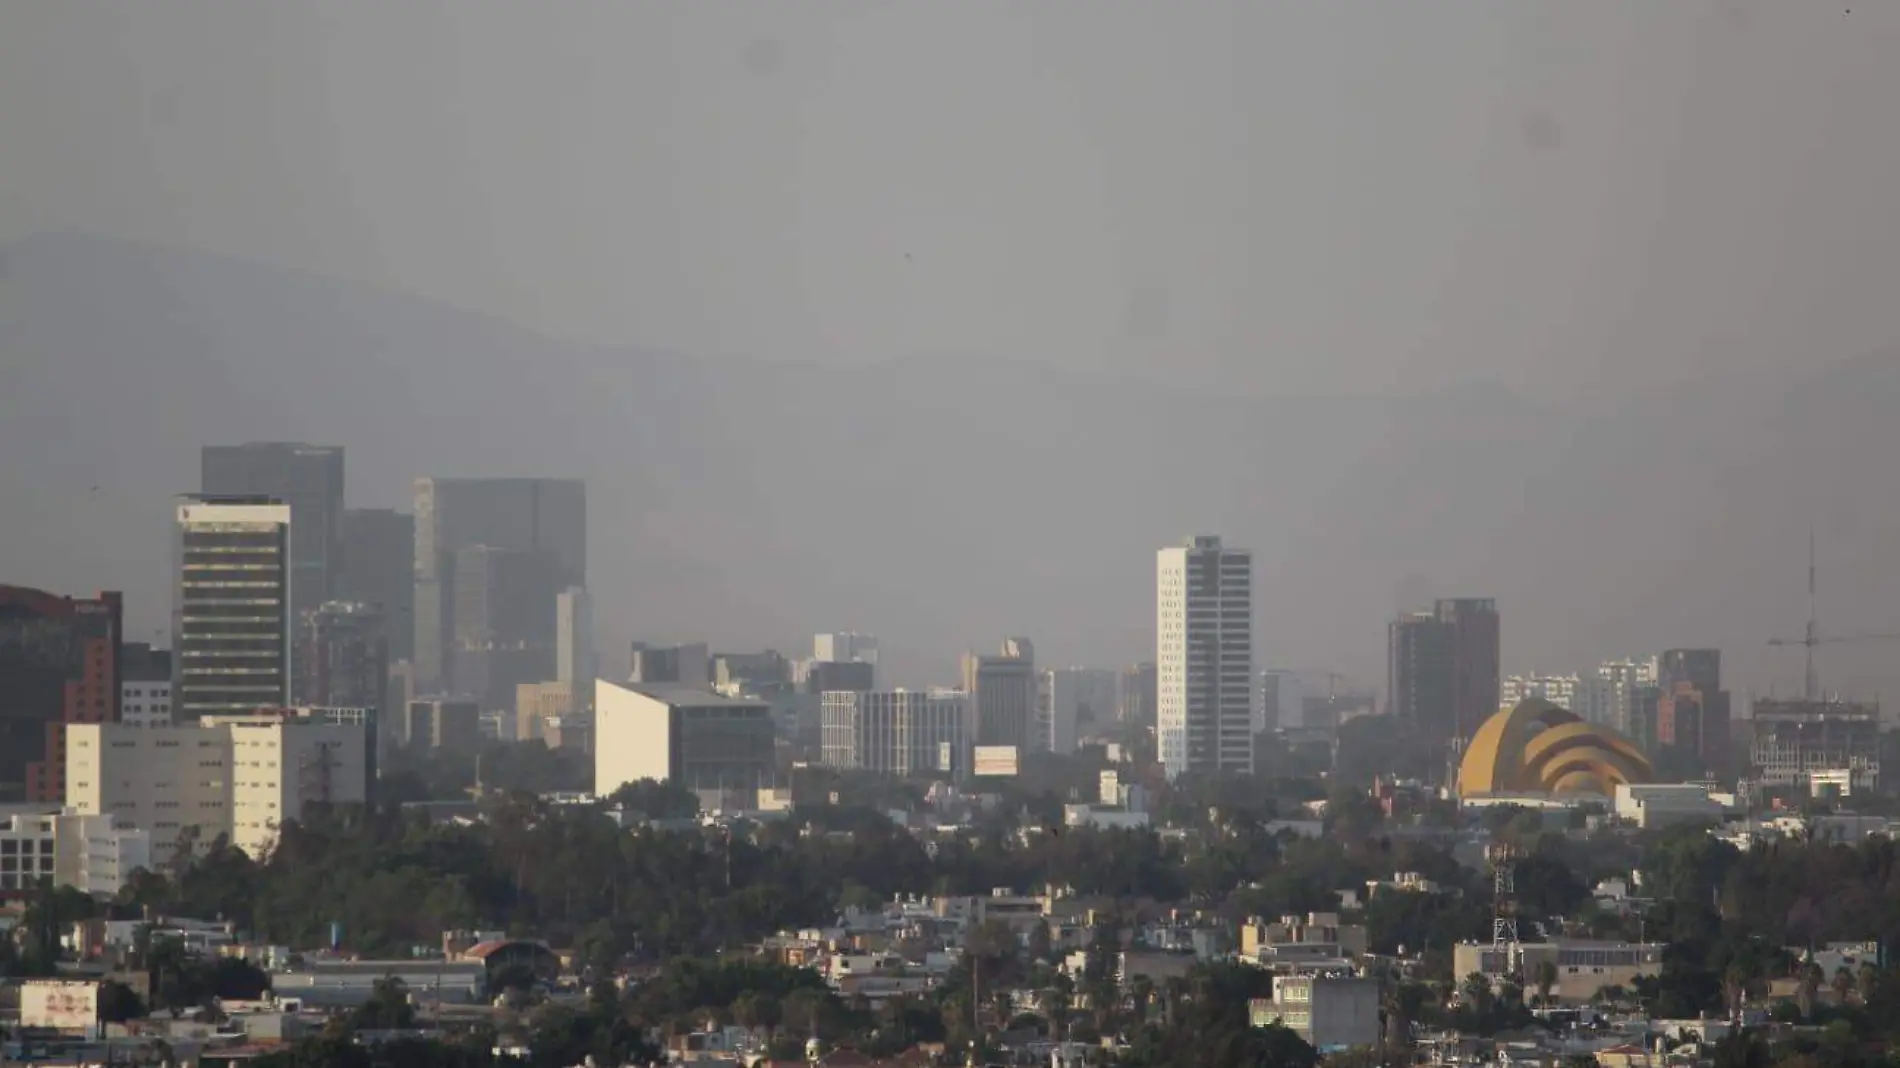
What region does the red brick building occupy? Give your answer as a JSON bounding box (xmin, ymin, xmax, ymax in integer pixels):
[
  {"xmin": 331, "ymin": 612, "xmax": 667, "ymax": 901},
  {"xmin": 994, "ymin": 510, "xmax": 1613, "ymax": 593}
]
[{"xmin": 0, "ymin": 585, "xmax": 122, "ymax": 802}]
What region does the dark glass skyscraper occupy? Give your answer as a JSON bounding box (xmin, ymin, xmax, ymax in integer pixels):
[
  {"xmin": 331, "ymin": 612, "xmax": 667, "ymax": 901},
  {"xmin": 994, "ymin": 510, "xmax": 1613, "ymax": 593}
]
[
  {"xmin": 412, "ymin": 478, "xmax": 585, "ymax": 694},
  {"xmin": 201, "ymin": 443, "xmax": 344, "ymax": 643},
  {"xmin": 338, "ymin": 508, "xmax": 415, "ymax": 662}
]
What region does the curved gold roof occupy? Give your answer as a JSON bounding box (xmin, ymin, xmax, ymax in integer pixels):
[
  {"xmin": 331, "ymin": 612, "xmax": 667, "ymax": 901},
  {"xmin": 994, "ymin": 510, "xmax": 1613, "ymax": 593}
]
[{"xmin": 1457, "ymin": 697, "xmax": 1652, "ymax": 797}]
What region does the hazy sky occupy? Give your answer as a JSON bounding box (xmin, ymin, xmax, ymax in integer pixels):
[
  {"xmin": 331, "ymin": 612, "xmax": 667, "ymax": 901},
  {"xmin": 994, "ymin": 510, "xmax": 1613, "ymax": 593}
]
[{"xmin": 4, "ymin": 1, "xmax": 1897, "ymax": 397}]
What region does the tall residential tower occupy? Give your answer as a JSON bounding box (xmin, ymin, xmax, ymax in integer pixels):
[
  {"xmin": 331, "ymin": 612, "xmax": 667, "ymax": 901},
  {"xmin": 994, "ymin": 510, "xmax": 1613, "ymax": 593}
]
[{"xmin": 1157, "ymin": 535, "xmax": 1253, "ymax": 779}]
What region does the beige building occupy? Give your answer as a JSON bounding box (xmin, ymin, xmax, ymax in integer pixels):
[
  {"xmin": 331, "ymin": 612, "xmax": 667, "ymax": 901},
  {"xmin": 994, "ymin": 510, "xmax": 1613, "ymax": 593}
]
[
  {"xmin": 1454, "ymin": 939, "xmax": 1663, "ymax": 1003},
  {"xmin": 68, "ymin": 713, "xmax": 368, "ymax": 860},
  {"xmin": 595, "ymin": 681, "xmax": 774, "ymax": 804},
  {"xmin": 1241, "ymin": 913, "xmax": 1370, "ymax": 961},
  {"xmin": 515, "ymin": 681, "xmax": 580, "ymax": 742}
]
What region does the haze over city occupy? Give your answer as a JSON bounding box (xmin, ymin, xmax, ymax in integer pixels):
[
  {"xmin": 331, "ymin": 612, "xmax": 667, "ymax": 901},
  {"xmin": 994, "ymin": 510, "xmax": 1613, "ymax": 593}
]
[{"xmin": 5, "ymin": 1, "xmax": 1900, "ymax": 696}]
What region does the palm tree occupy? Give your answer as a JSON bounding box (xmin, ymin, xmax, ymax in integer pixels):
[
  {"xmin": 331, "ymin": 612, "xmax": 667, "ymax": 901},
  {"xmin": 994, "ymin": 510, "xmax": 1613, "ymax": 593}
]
[
  {"xmin": 1796, "ymin": 961, "xmax": 1823, "ymax": 1021},
  {"xmin": 1830, "ymin": 966, "xmax": 1854, "ymax": 1007},
  {"xmin": 1534, "ymin": 959, "xmax": 1559, "ymax": 1006}
]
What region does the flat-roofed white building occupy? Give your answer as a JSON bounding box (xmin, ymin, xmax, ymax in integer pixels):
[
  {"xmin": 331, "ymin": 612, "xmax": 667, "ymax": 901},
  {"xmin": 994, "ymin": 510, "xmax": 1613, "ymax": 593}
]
[
  {"xmin": 68, "ymin": 712, "xmax": 367, "ymax": 860},
  {"xmin": 594, "ymin": 681, "xmax": 775, "ymax": 803},
  {"xmin": 0, "ymin": 808, "xmax": 151, "ymax": 897}
]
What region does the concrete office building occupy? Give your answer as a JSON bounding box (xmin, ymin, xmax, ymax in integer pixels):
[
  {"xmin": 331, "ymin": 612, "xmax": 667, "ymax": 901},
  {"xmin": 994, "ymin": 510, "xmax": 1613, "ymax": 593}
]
[
  {"xmin": 68, "ymin": 712, "xmax": 367, "ymax": 859},
  {"xmin": 1249, "ymin": 976, "xmax": 1380, "ymax": 1051},
  {"xmin": 0, "ymin": 586, "xmax": 123, "ymax": 804},
  {"xmin": 412, "ymin": 478, "xmax": 586, "ymax": 693},
  {"xmin": 201, "ymin": 444, "xmax": 344, "ymax": 644},
  {"xmin": 594, "ymin": 681, "xmax": 775, "ymax": 803},
  {"xmin": 555, "ymin": 587, "xmax": 593, "ymax": 691},
  {"xmin": 1157, "ymin": 536, "xmax": 1254, "ymax": 779},
  {"xmin": 337, "ymin": 508, "xmax": 414, "ymax": 662},
  {"xmin": 174, "ymin": 497, "xmax": 292, "ymax": 724},
  {"xmin": 1039, "ymin": 668, "xmax": 1118, "ymax": 755},
  {"xmin": 119, "ymin": 644, "xmax": 173, "ymax": 730},
  {"xmin": 961, "ymin": 638, "xmax": 1036, "ymax": 752},
  {"xmin": 1751, "ymin": 699, "xmax": 1881, "ymax": 791},
  {"xmin": 402, "ymin": 699, "xmax": 482, "ymax": 754},
  {"xmin": 0, "ymin": 809, "xmax": 151, "ymax": 897},
  {"xmin": 821, "ymin": 690, "xmax": 968, "ymax": 777},
  {"xmin": 629, "ymin": 642, "xmax": 710, "ymax": 687}
]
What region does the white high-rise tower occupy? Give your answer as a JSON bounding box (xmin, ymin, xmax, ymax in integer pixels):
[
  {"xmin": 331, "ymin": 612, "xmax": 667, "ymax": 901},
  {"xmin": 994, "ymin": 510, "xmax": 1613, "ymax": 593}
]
[{"xmin": 1157, "ymin": 535, "xmax": 1254, "ymax": 780}]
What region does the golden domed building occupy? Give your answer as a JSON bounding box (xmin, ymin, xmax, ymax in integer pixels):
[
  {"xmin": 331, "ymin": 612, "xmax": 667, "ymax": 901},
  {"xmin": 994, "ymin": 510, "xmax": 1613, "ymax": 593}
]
[{"xmin": 1457, "ymin": 697, "xmax": 1652, "ymax": 797}]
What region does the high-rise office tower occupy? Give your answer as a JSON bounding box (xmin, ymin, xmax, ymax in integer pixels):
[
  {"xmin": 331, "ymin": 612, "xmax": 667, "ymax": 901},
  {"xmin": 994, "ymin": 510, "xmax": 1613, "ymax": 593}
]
[
  {"xmin": 174, "ymin": 497, "xmax": 292, "ymax": 722},
  {"xmin": 298, "ymin": 601, "xmax": 388, "ymax": 711},
  {"xmin": 1654, "ymin": 649, "xmax": 1729, "ymax": 773},
  {"xmin": 1157, "ymin": 535, "xmax": 1254, "ymax": 779},
  {"xmin": 1388, "ymin": 612, "xmax": 1452, "ymax": 740},
  {"xmin": 961, "ymin": 638, "xmax": 1036, "ymax": 750},
  {"xmin": 338, "ymin": 508, "xmax": 414, "ymax": 662},
  {"xmin": 0, "ymin": 586, "xmax": 122, "ymax": 803},
  {"xmin": 450, "ymin": 545, "xmax": 561, "ymax": 711},
  {"xmin": 412, "ymin": 478, "xmax": 586, "ymax": 691},
  {"xmin": 556, "ymin": 586, "xmax": 593, "ymax": 689},
  {"xmin": 1437, "ymin": 599, "xmax": 1500, "ymax": 744},
  {"xmin": 201, "ymin": 444, "xmax": 343, "ymax": 638},
  {"xmin": 1387, "ymin": 599, "xmax": 1499, "ymax": 748}
]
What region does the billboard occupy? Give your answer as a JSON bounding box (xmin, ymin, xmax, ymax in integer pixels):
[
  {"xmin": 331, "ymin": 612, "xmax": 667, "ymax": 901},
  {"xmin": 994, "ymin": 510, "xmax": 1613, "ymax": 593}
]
[
  {"xmin": 22, "ymin": 980, "xmax": 100, "ymax": 1035},
  {"xmin": 973, "ymin": 745, "xmax": 1020, "ymax": 778}
]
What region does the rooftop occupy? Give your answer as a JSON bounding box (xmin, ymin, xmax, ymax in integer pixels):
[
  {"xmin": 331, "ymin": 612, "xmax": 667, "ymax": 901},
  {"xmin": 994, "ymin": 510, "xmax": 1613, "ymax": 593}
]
[{"xmin": 609, "ymin": 681, "xmax": 768, "ymax": 709}]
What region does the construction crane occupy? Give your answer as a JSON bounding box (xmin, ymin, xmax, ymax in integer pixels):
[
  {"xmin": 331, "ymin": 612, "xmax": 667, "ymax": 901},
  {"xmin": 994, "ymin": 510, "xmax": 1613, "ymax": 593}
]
[{"xmin": 1768, "ymin": 533, "xmax": 1900, "ymax": 700}]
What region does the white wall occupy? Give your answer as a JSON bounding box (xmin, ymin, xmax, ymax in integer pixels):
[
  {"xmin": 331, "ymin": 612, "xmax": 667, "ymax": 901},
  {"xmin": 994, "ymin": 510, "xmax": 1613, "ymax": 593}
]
[{"xmin": 595, "ymin": 680, "xmax": 672, "ymax": 796}]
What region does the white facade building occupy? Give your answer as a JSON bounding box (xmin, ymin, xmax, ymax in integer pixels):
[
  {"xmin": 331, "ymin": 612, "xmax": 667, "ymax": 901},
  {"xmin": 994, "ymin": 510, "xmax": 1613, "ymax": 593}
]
[
  {"xmin": 1587, "ymin": 658, "xmax": 1658, "ymax": 731},
  {"xmin": 1157, "ymin": 535, "xmax": 1254, "ymax": 779},
  {"xmin": 820, "ymin": 690, "xmax": 967, "ymax": 777},
  {"xmin": 0, "ymin": 808, "xmax": 151, "ymax": 896},
  {"xmin": 594, "ymin": 681, "xmax": 776, "ymax": 802},
  {"xmin": 67, "ymin": 714, "xmax": 367, "ymax": 861},
  {"xmin": 1500, "ymin": 674, "xmax": 1584, "ymax": 712}
]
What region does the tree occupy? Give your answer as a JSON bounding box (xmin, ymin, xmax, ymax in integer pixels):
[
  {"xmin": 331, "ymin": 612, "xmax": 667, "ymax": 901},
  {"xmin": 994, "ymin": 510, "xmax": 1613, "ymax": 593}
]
[
  {"xmin": 1534, "ymin": 959, "xmax": 1559, "ymax": 1006},
  {"xmin": 349, "ymin": 976, "xmax": 416, "ymax": 1032},
  {"xmin": 1027, "ymin": 918, "xmax": 1054, "ymax": 964},
  {"xmin": 98, "ymin": 981, "xmax": 146, "ymax": 1023}
]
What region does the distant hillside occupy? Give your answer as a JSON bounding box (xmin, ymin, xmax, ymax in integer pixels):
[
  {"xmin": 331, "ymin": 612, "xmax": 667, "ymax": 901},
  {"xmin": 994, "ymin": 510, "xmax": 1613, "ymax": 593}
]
[{"xmin": 3, "ymin": 231, "xmax": 1898, "ymax": 698}]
